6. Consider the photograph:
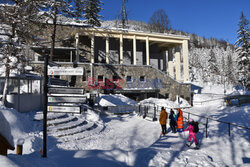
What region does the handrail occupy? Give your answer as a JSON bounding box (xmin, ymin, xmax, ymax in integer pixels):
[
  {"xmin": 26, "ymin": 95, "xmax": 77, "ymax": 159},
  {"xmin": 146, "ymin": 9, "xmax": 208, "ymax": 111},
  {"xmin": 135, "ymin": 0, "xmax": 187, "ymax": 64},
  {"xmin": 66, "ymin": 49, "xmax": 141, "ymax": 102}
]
[{"xmin": 139, "ymin": 104, "xmax": 250, "ymax": 132}]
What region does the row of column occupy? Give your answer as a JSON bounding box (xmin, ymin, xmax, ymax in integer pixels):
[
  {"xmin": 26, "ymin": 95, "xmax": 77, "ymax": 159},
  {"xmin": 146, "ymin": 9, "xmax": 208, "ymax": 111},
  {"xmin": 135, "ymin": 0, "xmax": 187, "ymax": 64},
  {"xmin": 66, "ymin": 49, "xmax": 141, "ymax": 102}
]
[
  {"xmin": 77, "ymin": 33, "xmax": 151, "ymax": 66},
  {"xmin": 167, "ymin": 40, "xmax": 189, "ymax": 82},
  {"xmin": 75, "ymin": 33, "xmax": 189, "ymax": 82}
]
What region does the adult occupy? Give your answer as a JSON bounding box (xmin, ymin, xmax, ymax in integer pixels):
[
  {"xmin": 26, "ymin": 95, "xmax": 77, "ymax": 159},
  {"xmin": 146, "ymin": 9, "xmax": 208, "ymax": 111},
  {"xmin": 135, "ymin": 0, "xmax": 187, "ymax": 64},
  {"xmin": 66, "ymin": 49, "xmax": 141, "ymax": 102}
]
[
  {"xmin": 159, "ymin": 107, "xmax": 168, "ymax": 135},
  {"xmin": 176, "ymin": 108, "xmax": 184, "ymax": 132}
]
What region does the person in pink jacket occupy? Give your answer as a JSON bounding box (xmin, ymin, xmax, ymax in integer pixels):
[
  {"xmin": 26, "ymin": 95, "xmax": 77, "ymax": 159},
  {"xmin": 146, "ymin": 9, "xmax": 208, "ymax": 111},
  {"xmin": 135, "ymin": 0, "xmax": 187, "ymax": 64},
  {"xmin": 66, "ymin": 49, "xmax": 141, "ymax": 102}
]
[{"xmin": 184, "ymin": 119, "xmax": 199, "ymax": 149}]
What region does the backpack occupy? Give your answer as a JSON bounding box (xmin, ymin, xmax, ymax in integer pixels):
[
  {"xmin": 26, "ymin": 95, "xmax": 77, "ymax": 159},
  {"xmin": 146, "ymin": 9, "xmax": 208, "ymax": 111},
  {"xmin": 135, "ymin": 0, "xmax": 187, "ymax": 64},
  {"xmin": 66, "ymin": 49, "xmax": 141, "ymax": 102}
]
[
  {"xmin": 193, "ymin": 121, "xmax": 199, "ymax": 133},
  {"xmin": 173, "ymin": 114, "xmax": 177, "ymax": 121}
]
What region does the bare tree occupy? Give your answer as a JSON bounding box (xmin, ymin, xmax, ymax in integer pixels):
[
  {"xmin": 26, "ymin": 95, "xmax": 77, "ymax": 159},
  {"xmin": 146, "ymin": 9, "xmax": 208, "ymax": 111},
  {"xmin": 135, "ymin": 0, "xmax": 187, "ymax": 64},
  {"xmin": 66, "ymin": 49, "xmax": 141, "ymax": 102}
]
[
  {"xmin": 0, "ymin": 1, "xmax": 41, "ymax": 104},
  {"xmin": 40, "ymin": 0, "xmax": 86, "ymax": 61},
  {"xmin": 148, "ymin": 9, "xmax": 171, "ymax": 33}
]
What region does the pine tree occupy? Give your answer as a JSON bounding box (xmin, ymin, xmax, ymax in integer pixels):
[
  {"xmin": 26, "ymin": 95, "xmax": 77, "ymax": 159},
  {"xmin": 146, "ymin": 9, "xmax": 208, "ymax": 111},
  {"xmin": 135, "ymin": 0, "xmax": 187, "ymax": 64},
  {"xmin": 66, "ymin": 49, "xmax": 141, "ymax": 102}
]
[
  {"xmin": 208, "ymin": 49, "xmax": 219, "ymax": 74},
  {"xmin": 83, "ymin": 0, "xmax": 104, "ymax": 27},
  {"xmin": 221, "ymin": 55, "xmax": 225, "ymax": 84},
  {"xmin": 235, "ymin": 11, "xmax": 250, "ymax": 87},
  {"xmin": 226, "ymin": 52, "xmax": 235, "ymax": 84}
]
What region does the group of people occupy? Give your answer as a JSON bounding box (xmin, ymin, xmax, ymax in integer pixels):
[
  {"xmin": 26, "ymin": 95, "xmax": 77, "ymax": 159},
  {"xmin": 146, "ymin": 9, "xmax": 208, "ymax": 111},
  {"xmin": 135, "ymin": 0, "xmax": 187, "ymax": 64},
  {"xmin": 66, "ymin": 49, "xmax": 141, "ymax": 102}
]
[{"xmin": 159, "ymin": 107, "xmax": 199, "ymax": 149}]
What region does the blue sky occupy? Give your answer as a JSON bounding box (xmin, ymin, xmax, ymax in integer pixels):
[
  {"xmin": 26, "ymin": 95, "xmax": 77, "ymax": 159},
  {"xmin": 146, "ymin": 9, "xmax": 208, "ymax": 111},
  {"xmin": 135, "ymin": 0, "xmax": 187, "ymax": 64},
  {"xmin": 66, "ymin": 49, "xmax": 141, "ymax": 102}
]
[{"xmin": 100, "ymin": 0, "xmax": 250, "ymax": 44}]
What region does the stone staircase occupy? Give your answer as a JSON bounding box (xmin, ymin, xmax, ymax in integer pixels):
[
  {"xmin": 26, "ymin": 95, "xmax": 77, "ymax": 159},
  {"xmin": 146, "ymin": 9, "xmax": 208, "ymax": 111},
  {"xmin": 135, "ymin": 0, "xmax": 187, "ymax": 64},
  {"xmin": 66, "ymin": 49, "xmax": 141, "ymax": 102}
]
[{"xmin": 34, "ymin": 111, "xmax": 104, "ymax": 141}]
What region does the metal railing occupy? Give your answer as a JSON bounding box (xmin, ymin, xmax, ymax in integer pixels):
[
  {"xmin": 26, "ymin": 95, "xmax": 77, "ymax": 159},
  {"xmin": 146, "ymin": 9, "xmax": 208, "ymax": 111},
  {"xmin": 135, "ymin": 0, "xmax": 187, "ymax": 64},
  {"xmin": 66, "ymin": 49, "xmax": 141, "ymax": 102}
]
[{"xmin": 137, "ymin": 104, "xmax": 250, "ymax": 138}]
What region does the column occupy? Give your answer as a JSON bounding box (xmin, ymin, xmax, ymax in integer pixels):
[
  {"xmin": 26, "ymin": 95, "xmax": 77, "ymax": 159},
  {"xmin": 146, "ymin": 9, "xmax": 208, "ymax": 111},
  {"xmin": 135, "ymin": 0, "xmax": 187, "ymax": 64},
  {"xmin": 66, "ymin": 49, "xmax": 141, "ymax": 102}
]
[
  {"xmin": 119, "ymin": 34, "xmax": 123, "ymax": 64},
  {"xmin": 75, "ymin": 33, "xmax": 79, "ymax": 62},
  {"xmin": 146, "ymin": 36, "xmax": 149, "ymax": 65},
  {"xmin": 133, "ymin": 35, "xmax": 137, "ymax": 65},
  {"xmin": 91, "ymin": 34, "xmax": 94, "ymax": 63},
  {"xmin": 175, "ymin": 46, "xmax": 181, "ymax": 82},
  {"xmin": 163, "ymin": 51, "xmax": 167, "ymax": 72},
  {"xmin": 70, "ymin": 51, "xmax": 72, "ymax": 62},
  {"xmin": 106, "ymin": 36, "xmax": 109, "ymax": 64},
  {"xmin": 182, "ymin": 40, "xmax": 189, "ymax": 82},
  {"xmin": 168, "ymin": 48, "xmax": 174, "ymax": 78}
]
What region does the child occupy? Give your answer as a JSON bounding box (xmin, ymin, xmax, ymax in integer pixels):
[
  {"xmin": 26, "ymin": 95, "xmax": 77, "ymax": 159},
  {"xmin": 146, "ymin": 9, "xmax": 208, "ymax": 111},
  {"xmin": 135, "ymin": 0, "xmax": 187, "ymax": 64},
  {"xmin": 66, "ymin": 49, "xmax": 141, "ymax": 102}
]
[{"xmin": 184, "ymin": 119, "xmax": 199, "ymax": 149}]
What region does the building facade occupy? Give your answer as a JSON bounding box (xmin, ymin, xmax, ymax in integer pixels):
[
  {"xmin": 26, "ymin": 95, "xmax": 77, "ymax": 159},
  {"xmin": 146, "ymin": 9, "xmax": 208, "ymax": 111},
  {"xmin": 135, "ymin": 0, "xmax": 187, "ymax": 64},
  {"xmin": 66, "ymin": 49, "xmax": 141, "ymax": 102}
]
[{"xmin": 31, "ymin": 26, "xmax": 191, "ymax": 102}]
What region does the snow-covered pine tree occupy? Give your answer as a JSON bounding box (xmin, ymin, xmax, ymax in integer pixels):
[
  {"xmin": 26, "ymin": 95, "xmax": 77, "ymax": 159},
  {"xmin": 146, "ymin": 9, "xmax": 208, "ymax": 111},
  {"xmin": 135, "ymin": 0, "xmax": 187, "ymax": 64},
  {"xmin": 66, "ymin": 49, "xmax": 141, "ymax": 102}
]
[
  {"xmin": 208, "ymin": 49, "xmax": 219, "ymax": 74},
  {"xmin": 207, "ymin": 49, "xmax": 219, "ymax": 83},
  {"xmin": 83, "ymin": 0, "xmax": 104, "ymax": 27},
  {"xmin": 221, "ymin": 55, "xmax": 225, "ymax": 83},
  {"xmin": 235, "ymin": 11, "xmax": 250, "ymax": 88},
  {"xmin": 226, "ymin": 51, "xmax": 235, "ymax": 84}
]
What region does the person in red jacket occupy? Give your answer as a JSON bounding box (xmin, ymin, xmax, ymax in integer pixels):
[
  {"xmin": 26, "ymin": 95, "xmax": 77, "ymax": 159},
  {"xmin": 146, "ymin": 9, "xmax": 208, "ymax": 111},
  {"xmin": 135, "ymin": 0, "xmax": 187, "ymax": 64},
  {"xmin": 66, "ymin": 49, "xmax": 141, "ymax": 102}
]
[
  {"xmin": 176, "ymin": 108, "xmax": 184, "ymax": 132},
  {"xmin": 159, "ymin": 107, "xmax": 168, "ymax": 135}
]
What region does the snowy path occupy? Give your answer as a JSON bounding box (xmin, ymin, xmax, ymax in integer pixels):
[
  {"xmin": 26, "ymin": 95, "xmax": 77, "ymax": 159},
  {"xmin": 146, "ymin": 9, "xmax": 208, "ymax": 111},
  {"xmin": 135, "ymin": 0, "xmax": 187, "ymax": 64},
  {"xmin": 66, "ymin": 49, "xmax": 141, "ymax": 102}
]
[{"xmin": 53, "ymin": 113, "xmax": 249, "ymax": 166}]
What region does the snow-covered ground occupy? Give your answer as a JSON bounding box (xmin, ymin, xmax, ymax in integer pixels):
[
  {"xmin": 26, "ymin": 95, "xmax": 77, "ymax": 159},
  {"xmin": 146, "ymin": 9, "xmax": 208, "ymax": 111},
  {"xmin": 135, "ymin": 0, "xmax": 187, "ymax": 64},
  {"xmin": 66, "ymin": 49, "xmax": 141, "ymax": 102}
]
[{"xmin": 0, "ymin": 84, "xmax": 249, "ymax": 167}]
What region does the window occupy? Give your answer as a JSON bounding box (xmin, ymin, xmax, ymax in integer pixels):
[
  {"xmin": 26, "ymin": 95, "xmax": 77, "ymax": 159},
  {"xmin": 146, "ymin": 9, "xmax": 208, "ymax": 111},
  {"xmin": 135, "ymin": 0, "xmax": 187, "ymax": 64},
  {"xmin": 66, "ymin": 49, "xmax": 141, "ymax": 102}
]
[
  {"xmin": 140, "ymin": 76, "xmax": 145, "ymax": 82},
  {"xmin": 126, "ymin": 76, "xmax": 132, "ymax": 82},
  {"xmin": 38, "ymin": 56, "xmax": 44, "ymax": 61},
  {"xmin": 98, "ymin": 75, "xmax": 104, "ymax": 82},
  {"xmin": 113, "ymin": 75, "xmax": 120, "ymax": 82}
]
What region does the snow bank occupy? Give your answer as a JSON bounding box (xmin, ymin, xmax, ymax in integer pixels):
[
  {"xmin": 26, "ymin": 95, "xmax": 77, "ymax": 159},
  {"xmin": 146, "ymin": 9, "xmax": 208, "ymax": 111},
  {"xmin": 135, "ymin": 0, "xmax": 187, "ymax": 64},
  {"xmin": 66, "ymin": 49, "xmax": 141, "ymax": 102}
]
[
  {"xmin": 229, "ymin": 89, "xmax": 250, "ymax": 96},
  {"xmin": 83, "ymin": 109, "xmax": 100, "ymax": 122},
  {"xmin": 0, "ymin": 103, "xmax": 36, "ymax": 149},
  {"xmin": 0, "ymin": 156, "xmax": 18, "ymax": 167},
  {"xmin": 140, "ymin": 97, "xmax": 191, "ymax": 109},
  {"xmin": 0, "ymin": 110, "xmax": 14, "ymax": 147},
  {"xmin": 99, "ymin": 94, "xmax": 137, "ymax": 107}
]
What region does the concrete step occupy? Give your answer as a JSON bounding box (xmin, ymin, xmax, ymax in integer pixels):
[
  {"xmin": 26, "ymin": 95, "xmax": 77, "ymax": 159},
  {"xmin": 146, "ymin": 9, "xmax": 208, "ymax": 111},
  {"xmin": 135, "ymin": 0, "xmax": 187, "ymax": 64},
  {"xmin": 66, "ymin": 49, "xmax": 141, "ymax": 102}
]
[
  {"xmin": 49, "ymin": 121, "xmax": 95, "ymax": 138},
  {"xmin": 48, "ymin": 119, "xmax": 86, "ymax": 132},
  {"xmin": 34, "ymin": 112, "xmax": 67, "ymax": 121},
  {"xmin": 47, "ymin": 116, "xmax": 77, "ymax": 126}
]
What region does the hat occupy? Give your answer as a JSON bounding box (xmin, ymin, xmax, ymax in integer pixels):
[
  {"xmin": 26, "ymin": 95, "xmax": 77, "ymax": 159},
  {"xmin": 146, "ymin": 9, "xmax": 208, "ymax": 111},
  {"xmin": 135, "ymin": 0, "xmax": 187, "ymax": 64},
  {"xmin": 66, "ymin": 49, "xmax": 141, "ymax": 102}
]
[{"xmin": 188, "ymin": 118, "xmax": 194, "ymax": 123}]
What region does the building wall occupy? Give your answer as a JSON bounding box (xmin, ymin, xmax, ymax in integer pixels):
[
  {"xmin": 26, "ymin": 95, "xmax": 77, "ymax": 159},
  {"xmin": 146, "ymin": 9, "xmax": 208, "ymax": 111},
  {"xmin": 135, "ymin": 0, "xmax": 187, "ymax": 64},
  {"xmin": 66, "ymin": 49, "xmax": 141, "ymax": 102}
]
[
  {"xmin": 6, "ymin": 94, "xmax": 42, "ymax": 113},
  {"xmin": 33, "ymin": 63, "xmax": 191, "ymax": 103}
]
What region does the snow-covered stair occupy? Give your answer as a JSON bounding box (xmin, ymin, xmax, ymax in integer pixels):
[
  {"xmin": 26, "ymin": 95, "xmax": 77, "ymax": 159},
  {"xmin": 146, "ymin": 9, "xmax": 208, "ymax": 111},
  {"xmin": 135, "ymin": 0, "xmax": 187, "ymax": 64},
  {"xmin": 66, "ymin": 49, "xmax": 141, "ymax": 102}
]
[
  {"xmin": 58, "ymin": 122, "xmax": 104, "ymax": 142},
  {"xmin": 47, "ymin": 118, "xmax": 86, "ymax": 132},
  {"xmin": 34, "ymin": 112, "xmax": 66, "ymax": 121},
  {"xmin": 49, "ymin": 121, "xmax": 95, "ymax": 138},
  {"xmin": 47, "ymin": 116, "xmax": 77, "ymax": 126},
  {"xmin": 33, "ymin": 111, "xmax": 104, "ymax": 142}
]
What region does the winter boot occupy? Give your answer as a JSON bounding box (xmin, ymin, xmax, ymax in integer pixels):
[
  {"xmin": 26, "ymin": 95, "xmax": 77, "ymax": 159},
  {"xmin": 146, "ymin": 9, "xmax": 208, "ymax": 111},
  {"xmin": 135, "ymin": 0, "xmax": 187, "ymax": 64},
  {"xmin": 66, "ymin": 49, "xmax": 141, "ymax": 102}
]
[
  {"xmin": 195, "ymin": 143, "xmax": 199, "ymax": 149},
  {"xmin": 186, "ymin": 141, "xmax": 191, "ymax": 147}
]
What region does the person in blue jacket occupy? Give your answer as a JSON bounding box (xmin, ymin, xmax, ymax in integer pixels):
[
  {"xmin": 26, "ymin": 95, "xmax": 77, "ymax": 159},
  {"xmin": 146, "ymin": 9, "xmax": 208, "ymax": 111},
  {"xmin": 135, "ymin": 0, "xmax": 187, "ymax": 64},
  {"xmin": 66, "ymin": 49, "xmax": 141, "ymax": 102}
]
[{"xmin": 169, "ymin": 109, "xmax": 177, "ymax": 133}]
